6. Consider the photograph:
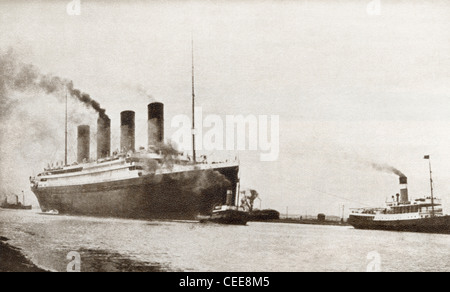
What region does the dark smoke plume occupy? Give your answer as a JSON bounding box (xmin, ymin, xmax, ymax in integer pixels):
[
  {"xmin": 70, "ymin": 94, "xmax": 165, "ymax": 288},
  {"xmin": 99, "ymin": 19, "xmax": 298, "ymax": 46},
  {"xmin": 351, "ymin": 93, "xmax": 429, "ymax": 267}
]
[
  {"xmin": 0, "ymin": 48, "xmax": 106, "ymax": 202},
  {"xmin": 371, "ymin": 163, "xmax": 406, "ymax": 178},
  {"xmin": 0, "ymin": 48, "xmax": 108, "ymax": 119},
  {"xmin": 140, "ymin": 141, "xmax": 231, "ymax": 197},
  {"xmin": 67, "ymin": 81, "xmax": 108, "ymax": 119}
]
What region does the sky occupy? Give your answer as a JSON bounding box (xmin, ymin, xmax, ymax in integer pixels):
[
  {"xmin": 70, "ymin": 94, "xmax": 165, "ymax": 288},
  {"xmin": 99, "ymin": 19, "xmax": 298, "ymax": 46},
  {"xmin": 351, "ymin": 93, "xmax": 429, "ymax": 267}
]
[{"xmin": 1, "ymin": 0, "xmax": 450, "ymax": 216}]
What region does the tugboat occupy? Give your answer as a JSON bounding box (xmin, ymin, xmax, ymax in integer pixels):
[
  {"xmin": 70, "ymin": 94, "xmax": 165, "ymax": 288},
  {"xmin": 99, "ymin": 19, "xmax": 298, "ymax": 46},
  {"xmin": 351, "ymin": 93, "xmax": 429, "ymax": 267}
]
[
  {"xmin": 198, "ymin": 190, "xmax": 249, "ymax": 225},
  {"xmin": 349, "ymin": 156, "xmax": 450, "ymax": 234}
]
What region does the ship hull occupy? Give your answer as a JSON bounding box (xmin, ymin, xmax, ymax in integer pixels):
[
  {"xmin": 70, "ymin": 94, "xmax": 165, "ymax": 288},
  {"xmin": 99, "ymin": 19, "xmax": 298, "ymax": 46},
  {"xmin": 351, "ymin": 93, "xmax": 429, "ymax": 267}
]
[
  {"xmin": 348, "ymin": 214, "xmax": 450, "ymax": 234},
  {"xmin": 31, "ymin": 165, "xmax": 239, "ymax": 221},
  {"xmin": 0, "ymin": 204, "xmax": 32, "ymax": 210},
  {"xmin": 200, "ymin": 210, "xmax": 249, "ymax": 226}
]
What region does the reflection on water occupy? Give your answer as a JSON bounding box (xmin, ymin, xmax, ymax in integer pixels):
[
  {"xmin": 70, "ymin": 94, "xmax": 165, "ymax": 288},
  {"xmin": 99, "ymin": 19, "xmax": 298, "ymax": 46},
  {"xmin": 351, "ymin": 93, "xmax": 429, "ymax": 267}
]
[{"xmin": 0, "ymin": 209, "xmax": 449, "ymax": 272}]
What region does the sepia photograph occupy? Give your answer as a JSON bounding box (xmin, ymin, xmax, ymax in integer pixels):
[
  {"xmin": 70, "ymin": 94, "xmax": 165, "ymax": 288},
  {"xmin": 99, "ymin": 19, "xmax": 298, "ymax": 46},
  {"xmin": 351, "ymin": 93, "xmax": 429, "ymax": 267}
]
[{"xmin": 0, "ymin": 0, "xmax": 449, "ymax": 276}]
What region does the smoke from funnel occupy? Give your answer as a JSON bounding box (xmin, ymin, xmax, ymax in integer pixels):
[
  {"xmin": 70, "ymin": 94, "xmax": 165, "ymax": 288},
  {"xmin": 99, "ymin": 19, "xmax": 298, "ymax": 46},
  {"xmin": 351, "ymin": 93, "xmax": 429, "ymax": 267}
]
[
  {"xmin": 0, "ymin": 48, "xmax": 108, "ymax": 120},
  {"xmin": 0, "ymin": 48, "xmax": 104, "ymax": 201},
  {"xmin": 370, "ymin": 163, "xmax": 406, "ymax": 178},
  {"xmin": 140, "ymin": 142, "xmax": 233, "ymax": 197},
  {"xmin": 66, "ymin": 81, "xmax": 108, "ymax": 119},
  {"xmin": 136, "ymin": 85, "xmax": 155, "ymax": 101},
  {"xmin": 123, "ymin": 84, "xmax": 155, "ymax": 102}
]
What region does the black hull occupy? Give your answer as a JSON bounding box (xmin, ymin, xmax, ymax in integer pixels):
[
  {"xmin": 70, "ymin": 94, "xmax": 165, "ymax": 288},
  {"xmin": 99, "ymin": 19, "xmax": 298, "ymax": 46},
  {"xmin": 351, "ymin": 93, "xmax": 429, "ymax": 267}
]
[
  {"xmin": 31, "ymin": 165, "xmax": 239, "ymax": 221},
  {"xmin": 248, "ymin": 209, "xmax": 280, "ymax": 221},
  {"xmin": 202, "ymin": 210, "xmax": 249, "ymax": 226},
  {"xmin": 0, "ymin": 204, "xmax": 32, "ymax": 210},
  {"xmin": 348, "ymin": 214, "xmax": 450, "ymax": 234}
]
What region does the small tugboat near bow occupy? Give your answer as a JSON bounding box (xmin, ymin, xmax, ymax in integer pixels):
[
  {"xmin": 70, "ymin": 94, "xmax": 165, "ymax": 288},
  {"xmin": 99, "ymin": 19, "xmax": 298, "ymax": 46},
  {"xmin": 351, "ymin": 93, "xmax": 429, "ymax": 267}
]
[
  {"xmin": 198, "ymin": 190, "xmax": 249, "ymax": 225},
  {"xmin": 349, "ymin": 156, "xmax": 450, "ymax": 234}
]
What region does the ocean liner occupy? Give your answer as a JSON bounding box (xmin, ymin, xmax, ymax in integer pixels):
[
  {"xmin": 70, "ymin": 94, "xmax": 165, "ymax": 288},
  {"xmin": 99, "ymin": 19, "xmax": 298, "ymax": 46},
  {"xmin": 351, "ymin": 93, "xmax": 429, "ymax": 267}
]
[
  {"xmin": 30, "ymin": 101, "xmax": 239, "ymax": 220},
  {"xmin": 30, "ymin": 49, "xmax": 240, "ymax": 220},
  {"xmin": 348, "ymin": 157, "xmax": 450, "ymax": 234}
]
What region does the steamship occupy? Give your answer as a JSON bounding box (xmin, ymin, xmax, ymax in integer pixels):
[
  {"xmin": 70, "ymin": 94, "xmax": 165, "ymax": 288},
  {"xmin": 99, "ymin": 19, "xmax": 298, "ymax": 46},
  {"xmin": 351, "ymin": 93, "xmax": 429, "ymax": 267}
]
[
  {"xmin": 30, "ymin": 44, "xmax": 242, "ymax": 220},
  {"xmin": 1, "ymin": 192, "xmax": 32, "ymax": 210},
  {"xmin": 30, "ymin": 102, "xmax": 239, "ymax": 220},
  {"xmin": 349, "ymin": 169, "xmax": 450, "ymax": 234}
]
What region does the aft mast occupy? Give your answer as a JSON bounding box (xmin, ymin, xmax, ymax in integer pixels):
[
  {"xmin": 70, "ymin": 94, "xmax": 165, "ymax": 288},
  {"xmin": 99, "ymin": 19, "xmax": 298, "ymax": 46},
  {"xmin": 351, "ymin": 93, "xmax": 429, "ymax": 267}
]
[
  {"xmin": 65, "ymin": 90, "xmax": 68, "ymax": 166},
  {"xmin": 191, "ymin": 35, "xmax": 196, "ymax": 163},
  {"xmin": 424, "ymin": 155, "xmax": 435, "ymax": 217}
]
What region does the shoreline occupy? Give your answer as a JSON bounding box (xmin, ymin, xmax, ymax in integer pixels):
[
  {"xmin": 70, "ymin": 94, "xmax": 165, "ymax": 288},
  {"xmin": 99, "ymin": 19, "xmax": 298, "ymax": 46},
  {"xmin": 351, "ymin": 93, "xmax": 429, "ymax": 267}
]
[
  {"xmin": 254, "ymin": 219, "xmax": 350, "ymax": 226},
  {"xmin": 0, "ymin": 237, "xmax": 48, "ymax": 272},
  {"xmin": 0, "ymin": 236, "xmax": 169, "ymax": 272}
]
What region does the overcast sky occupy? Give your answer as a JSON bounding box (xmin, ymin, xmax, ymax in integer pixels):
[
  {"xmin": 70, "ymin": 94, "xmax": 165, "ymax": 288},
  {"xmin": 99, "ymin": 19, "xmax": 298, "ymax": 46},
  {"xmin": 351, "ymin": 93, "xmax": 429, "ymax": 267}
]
[{"xmin": 1, "ymin": 0, "xmax": 450, "ymax": 215}]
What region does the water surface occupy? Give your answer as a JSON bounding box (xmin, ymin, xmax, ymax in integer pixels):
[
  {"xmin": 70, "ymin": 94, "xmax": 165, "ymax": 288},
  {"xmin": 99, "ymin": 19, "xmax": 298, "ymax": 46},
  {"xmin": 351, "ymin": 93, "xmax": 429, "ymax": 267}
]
[{"xmin": 0, "ymin": 209, "xmax": 448, "ymax": 272}]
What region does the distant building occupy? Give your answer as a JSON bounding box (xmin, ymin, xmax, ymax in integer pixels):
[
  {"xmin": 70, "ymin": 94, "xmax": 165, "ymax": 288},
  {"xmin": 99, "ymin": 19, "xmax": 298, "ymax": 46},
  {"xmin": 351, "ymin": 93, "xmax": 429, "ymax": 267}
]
[{"xmin": 317, "ymin": 213, "xmax": 326, "ymax": 222}]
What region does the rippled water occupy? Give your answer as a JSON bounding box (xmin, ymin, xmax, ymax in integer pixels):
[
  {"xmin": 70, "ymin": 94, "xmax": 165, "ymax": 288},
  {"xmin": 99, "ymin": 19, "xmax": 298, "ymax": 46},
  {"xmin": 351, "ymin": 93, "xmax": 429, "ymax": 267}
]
[{"xmin": 0, "ymin": 209, "xmax": 449, "ymax": 272}]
